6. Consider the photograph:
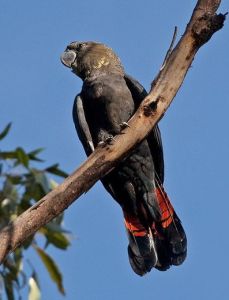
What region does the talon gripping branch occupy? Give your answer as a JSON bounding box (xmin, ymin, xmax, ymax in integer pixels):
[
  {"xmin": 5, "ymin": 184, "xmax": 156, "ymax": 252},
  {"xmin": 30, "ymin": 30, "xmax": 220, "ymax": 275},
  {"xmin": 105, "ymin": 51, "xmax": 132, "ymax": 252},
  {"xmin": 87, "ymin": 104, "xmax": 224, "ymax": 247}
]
[{"xmin": 61, "ymin": 41, "xmax": 187, "ymax": 275}]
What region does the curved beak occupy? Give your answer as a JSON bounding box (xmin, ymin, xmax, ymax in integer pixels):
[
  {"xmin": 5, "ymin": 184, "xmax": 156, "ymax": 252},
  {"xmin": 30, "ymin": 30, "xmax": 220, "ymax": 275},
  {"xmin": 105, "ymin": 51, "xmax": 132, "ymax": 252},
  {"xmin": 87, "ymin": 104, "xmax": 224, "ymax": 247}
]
[{"xmin": 60, "ymin": 50, "xmax": 77, "ymax": 68}]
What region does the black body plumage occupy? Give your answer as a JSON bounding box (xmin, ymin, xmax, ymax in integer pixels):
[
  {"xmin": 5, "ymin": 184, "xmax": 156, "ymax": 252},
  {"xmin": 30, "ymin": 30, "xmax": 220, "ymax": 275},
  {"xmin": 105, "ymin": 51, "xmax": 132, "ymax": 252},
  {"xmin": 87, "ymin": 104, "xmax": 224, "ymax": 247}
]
[{"xmin": 61, "ymin": 41, "xmax": 187, "ymax": 275}]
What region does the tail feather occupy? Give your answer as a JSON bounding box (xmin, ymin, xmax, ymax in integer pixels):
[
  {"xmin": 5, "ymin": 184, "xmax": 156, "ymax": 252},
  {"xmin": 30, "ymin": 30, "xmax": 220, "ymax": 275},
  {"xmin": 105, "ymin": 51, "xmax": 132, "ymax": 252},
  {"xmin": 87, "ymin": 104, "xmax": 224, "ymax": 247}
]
[
  {"xmin": 155, "ymin": 187, "xmax": 174, "ymax": 228},
  {"xmin": 123, "ymin": 185, "xmax": 187, "ymax": 275},
  {"xmin": 124, "ymin": 212, "xmax": 157, "ymax": 276},
  {"xmin": 154, "ymin": 186, "xmax": 187, "ymax": 270}
]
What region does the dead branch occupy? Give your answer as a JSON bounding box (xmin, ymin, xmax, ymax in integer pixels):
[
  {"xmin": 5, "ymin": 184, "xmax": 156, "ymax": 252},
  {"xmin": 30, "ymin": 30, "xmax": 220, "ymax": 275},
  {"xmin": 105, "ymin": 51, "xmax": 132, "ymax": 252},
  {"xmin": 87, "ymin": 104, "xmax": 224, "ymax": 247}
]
[{"xmin": 0, "ymin": 0, "xmax": 225, "ymax": 263}]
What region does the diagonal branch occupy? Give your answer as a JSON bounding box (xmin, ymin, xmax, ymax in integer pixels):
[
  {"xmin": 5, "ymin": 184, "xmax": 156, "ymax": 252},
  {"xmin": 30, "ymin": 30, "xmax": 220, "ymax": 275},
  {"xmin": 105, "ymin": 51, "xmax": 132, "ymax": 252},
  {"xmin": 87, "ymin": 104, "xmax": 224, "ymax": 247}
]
[{"xmin": 0, "ymin": 0, "xmax": 226, "ymax": 263}]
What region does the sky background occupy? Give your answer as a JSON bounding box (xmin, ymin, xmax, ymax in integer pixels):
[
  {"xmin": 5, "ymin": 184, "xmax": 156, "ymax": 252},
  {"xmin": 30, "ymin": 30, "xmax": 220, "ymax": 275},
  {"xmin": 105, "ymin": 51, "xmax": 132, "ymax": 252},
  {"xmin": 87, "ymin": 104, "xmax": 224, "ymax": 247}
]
[{"xmin": 1, "ymin": 1, "xmax": 229, "ymax": 299}]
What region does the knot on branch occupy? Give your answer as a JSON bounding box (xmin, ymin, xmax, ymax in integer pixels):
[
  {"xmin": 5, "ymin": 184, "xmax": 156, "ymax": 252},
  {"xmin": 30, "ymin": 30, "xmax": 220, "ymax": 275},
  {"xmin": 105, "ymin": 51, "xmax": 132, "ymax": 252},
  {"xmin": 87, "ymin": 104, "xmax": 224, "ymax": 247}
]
[
  {"xmin": 143, "ymin": 96, "xmax": 165, "ymax": 117},
  {"xmin": 192, "ymin": 13, "xmax": 227, "ymax": 46}
]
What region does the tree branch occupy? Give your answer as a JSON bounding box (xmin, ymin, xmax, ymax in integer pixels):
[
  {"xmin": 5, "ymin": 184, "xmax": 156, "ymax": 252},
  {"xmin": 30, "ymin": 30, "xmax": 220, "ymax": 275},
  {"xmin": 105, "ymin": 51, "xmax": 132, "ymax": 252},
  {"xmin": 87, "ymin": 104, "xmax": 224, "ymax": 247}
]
[{"xmin": 0, "ymin": 0, "xmax": 225, "ymax": 263}]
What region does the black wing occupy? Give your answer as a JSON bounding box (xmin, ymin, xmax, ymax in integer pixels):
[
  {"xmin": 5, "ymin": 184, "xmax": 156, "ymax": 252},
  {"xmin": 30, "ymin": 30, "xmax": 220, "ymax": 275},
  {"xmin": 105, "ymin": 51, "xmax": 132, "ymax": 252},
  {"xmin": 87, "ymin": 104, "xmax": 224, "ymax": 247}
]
[
  {"xmin": 124, "ymin": 74, "xmax": 164, "ymax": 183},
  {"xmin": 73, "ymin": 74, "xmax": 165, "ymax": 202},
  {"xmin": 72, "ymin": 94, "xmax": 94, "ymax": 156},
  {"xmin": 73, "ymin": 75, "xmax": 164, "ymax": 182}
]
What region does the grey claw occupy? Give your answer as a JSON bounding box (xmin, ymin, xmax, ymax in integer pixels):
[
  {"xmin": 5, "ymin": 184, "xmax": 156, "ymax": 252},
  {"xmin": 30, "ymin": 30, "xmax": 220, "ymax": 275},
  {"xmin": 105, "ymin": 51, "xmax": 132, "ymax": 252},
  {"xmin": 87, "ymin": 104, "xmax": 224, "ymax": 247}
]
[
  {"xmin": 106, "ymin": 135, "xmax": 115, "ymax": 143},
  {"xmin": 98, "ymin": 140, "xmax": 106, "ymax": 146},
  {"xmin": 120, "ymin": 122, "xmax": 130, "ymax": 130},
  {"xmin": 98, "ymin": 135, "xmax": 115, "ymax": 147}
]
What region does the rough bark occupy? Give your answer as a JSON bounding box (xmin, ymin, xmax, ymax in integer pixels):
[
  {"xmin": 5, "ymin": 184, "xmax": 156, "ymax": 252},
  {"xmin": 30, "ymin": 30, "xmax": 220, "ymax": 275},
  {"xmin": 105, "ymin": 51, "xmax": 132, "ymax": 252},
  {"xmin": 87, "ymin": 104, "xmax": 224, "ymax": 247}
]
[{"xmin": 0, "ymin": 0, "xmax": 226, "ymax": 263}]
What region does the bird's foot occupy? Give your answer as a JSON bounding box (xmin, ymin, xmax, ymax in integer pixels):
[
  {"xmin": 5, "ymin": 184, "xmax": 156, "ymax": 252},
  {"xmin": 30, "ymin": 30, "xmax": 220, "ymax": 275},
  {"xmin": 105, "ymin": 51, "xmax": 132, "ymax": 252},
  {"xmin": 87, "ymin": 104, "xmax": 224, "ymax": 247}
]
[{"xmin": 98, "ymin": 134, "xmax": 115, "ymax": 146}]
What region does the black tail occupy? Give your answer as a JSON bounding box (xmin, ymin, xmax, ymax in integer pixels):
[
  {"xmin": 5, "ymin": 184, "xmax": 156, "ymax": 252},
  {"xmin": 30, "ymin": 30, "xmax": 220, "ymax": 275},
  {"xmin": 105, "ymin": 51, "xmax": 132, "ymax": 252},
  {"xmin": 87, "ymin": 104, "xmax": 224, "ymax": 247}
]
[
  {"xmin": 153, "ymin": 186, "xmax": 187, "ymax": 271},
  {"xmin": 124, "ymin": 212, "xmax": 157, "ymax": 276},
  {"xmin": 123, "ymin": 185, "xmax": 187, "ymax": 275}
]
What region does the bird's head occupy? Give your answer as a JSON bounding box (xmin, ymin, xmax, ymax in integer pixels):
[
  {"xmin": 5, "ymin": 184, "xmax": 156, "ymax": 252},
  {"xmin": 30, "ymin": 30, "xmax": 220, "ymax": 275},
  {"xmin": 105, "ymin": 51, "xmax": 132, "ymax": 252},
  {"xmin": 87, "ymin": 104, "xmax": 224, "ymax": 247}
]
[{"xmin": 60, "ymin": 41, "xmax": 124, "ymax": 80}]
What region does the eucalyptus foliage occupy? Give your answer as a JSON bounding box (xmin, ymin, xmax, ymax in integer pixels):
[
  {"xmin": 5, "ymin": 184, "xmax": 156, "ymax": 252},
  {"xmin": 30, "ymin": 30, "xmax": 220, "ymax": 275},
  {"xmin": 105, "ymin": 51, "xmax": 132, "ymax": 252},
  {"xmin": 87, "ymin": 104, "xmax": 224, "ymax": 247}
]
[{"xmin": 0, "ymin": 124, "xmax": 70, "ymax": 300}]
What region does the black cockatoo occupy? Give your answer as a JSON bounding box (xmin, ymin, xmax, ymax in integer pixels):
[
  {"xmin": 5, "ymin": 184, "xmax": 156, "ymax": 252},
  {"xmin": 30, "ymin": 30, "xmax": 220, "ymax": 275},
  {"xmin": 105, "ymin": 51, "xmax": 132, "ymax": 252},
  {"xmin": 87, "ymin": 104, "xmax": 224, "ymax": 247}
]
[{"xmin": 61, "ymin": 41, "xmax": 187, "ymax": 275}]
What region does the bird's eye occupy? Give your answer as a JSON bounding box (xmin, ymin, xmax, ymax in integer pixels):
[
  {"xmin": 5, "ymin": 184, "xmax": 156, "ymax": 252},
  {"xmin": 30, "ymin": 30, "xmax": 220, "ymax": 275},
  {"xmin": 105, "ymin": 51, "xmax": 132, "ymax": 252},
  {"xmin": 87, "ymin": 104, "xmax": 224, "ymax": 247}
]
[
  {"xmin": 67, "ymin": 42, "xmax": 86, "ymax": 51},
  {"xmin": 76, "ymin": 43, "xmax": 86, "ymax": 50}
]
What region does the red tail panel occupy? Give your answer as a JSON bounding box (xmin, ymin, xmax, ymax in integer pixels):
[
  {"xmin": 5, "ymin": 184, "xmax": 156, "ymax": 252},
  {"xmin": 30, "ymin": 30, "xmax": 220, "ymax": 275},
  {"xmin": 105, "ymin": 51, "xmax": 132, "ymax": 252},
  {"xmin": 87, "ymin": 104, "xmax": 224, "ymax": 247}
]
[
  {"xmin": 124, "ymin": 212, "xmax": 147, "ymax": 237},
  {"xmin": 155, "ymin": 187, "xmax": 174, "ymax": 228}
]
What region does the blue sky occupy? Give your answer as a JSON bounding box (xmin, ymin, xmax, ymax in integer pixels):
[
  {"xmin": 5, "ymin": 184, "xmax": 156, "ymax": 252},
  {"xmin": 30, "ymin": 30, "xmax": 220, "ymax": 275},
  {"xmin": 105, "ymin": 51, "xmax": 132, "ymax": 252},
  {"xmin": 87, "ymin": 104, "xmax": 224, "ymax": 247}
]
[{"xmin": 1, "ymin": 1, "xmax": 229, "ymax": 299}]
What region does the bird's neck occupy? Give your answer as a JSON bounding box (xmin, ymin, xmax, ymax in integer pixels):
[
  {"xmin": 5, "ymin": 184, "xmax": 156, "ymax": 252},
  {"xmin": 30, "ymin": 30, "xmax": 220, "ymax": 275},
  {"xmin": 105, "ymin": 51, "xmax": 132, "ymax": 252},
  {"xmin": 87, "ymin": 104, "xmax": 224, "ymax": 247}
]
[{"xmin": 84, "ymin": 69, "xmax": 124, "ymax": 81}]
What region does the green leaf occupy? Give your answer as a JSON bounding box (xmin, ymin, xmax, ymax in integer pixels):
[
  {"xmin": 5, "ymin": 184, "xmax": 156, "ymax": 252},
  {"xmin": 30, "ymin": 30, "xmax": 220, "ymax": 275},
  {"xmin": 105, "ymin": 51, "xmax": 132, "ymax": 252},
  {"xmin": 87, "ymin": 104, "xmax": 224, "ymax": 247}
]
[
  {"xmin": 13, "ymin": 248, "xmax": 23, "ymax": 274},
  {"xmin": 40, "ymin": 227, "xmax": 70, "ymax": 250},
  {"xmin": 46, "ymin": 220, "xmax": 69, "ymax": 233},
  {"xmin": 0, "ymin": 148, "xmax": 43, "ymax": 163},
  {"xmin": 0, "ymin": 273, "xmax": 4, "ymax": 299},
  {"xmin": 7, "ymin": 175, "xmax": 22, "ymax": 185},
  {"xmin": 28, "ymin": 148, "xmax": 44, "ymax": 162},
  {"xmin": 49, "ymin": 179, "xmax": 59, "ymax": 190},
  {"xmin": 2, "ymin": 178, "xmax": 18, "ymax": 202},
  {"xmin": 28, "ymin": 276, "xmax": 41, "ymax": 300},
  {"xmin": 45, "ymin": 164, "xmax": 68, "ymax": 178},
  {"xmin": 23, "ymin": 171, "xmax": 46, "ymax": 202},
  {"xmin": 0, "ymin": 123, "xmax": 12, "ymax": 141},
  {"xmin": 34, "ymin": 246, "xmax": 65, "ymax": 295},
  {"xmin": 4, "ymin": 274, "xmax": 15, "ymax": 300},
  {"xmin": 32, "ymin": 170, "xmax": 50, "ymax": 194},
  {"xmin": 0, "ymin": 151, "xmax": 18, "ymax": 160},
  {"xmin": 16, "ymin": 148, "xmax": 29, "ymax": 168},
  {"xmin": 3, "ymin": 258, "xmax": 20, "ymax": 283}
]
